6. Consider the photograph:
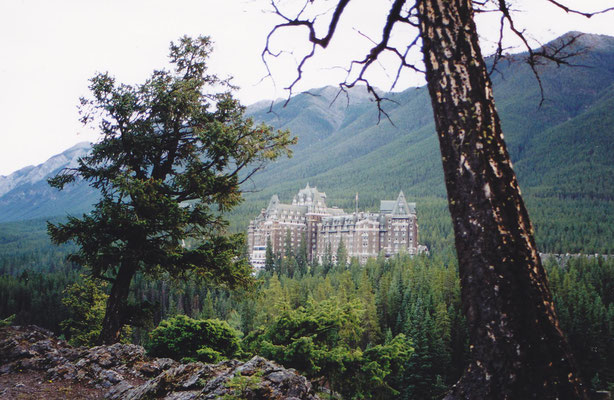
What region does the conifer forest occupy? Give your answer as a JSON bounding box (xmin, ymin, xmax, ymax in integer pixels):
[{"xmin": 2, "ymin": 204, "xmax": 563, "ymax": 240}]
[
  {"xmin": 1, "ymin": 228, "xmax": 613, "ymax": 397},
  {"xmin": 1, "ymin": 1, "xmax": 614, "ymax": 398}
]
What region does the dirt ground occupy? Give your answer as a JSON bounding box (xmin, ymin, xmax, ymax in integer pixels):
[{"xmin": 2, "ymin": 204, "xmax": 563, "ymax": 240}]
[{"xmin": 0, "ymin": 371, "xmax": 105, "ymax": 400}]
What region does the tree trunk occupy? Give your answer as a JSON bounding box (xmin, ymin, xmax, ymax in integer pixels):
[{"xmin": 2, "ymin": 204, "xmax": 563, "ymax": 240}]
[
  {"xmin": 415, "ymin": 0, "xmax": 587, "ymax": 398},
  {"xmin": 97, "ymin": 262, "xmax": 137, "ymax": 345}
]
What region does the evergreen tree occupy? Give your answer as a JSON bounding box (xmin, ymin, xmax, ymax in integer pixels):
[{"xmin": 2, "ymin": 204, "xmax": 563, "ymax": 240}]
[
  {"xmin": 295, "ymin": 233, "xmax": 308, "ymax": 276},
  {"xmin": 199, "ymin": 290, "xmax": 215, "ymax": 320},
  {"xmin": 48, "ymin": 36, "xmax": 294, "ymax": 344},
  {"xmin": 322, "ymin": 242, "xmax": 333, "ymax": 275},
  {"xmin": 264, "ymin": 236, "xmax": 275, "ymax": 274},
  {"xmin": 335, "ymin": 239, "xmax": 348, "ymax": 271},
  {"xmin": 357, "ymin": 269, "xmax": 382, "ymax": 346},
  {"xmin": 60, "ymin": 276, "xmax": 108, "ymax": 347},
  {"xmin": 403, "ymin": 306, "xmax": 436, "ymax": 399},
  {"xmin": 282, "ymin": 230, "xmax": 296, "ymax": 277}
]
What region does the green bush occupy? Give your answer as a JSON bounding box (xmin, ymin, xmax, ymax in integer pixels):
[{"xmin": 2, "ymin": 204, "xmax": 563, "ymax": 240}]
[
  {"xmin": 60, "ymin": 276, "xmax": 108, "ymax": 347},
  {"xmin": 0, "ymin": 314, "xmax": 15, "ymax": 327},
  {"xmin": 147, "ymin": 315, "xmax": 241, "ymax": 362}
]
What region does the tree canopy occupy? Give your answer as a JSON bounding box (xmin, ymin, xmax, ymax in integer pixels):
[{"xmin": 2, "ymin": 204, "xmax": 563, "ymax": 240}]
[{"xmin": 48, "ymin": 35, "xmax": 295, "ymax": 344}]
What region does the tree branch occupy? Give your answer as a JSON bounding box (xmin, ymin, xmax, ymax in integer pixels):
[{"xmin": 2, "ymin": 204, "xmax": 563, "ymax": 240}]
[
  {"xmin": 264, "ymin": 0, "xmax": 423, "ymax": 123},
  {"xmin": 545, "ymin": 0, "xmax": 614, "ymax": 17}
]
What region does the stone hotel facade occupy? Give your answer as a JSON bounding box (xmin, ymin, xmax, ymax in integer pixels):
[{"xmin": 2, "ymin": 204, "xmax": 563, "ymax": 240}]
[{"xmin": 247, "ymin": 185, "xmax": 425, "ymax": 268}]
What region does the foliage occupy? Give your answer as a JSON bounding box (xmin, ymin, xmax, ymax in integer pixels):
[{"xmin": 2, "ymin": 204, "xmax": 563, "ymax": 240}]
[
  {"xmin": 243, "ymin": 283, "xmax": 415, "ymax": 398},
  {"xmin": 0, "ymin": 314, "xmax": 15, "ymax": 327},
  {"xmin": 353, "ymin": 334, "xmax": 414, "ymax": 399},
  {"xmin": 46, "ymin": 35, "xmax": 294, "ymax": 342},
  {"xmin": 1, "ymin": 233, "xmax": 613, "ymax": 396},
  {"xmin": 221, "ymin": 371, "xmax": 263, "ymax": 400},
  {"xmin": 147, "ymin": 314, "xmax": 241, "ymax": 363},
  {"xmin": 545, "ymin": 256, "xmax": 614, "ymax": 390},
  {"xmin": 60, "ymin": 276, "xmax": 109, "ymax": 346}
]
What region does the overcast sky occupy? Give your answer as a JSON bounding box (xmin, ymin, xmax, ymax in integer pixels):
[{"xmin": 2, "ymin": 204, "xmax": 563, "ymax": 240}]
[{"xmin": 1, "ymin": 0, "xmax": 613, "ymax": 176}]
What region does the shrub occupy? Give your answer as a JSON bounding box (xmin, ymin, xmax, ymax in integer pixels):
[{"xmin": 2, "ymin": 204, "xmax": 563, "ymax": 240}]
[
  {"xmin": 147, "ymin": 315, "xmax": 241, "ymax": 362},
  {"xmin": 0, "ymin": 314, "xmax": 15, "ymax": 327},
  {"xmin": 60, "ymin": 276, "xmax": 108, "ymax": 347}
]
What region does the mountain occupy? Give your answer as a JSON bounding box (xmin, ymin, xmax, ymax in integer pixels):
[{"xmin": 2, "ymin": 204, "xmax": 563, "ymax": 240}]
[
  {"xmin": 1, "ymin": 32, "xmax": 613, "ymax": 253},
  {"xmin": 0, "ymin": 142, "xmax": 97, "ymax": 222},
  {"xmin": 238, "ymin": 32, "xmax": 614, "ymax": 253},
  {"xmin": 247, "ymin": 85, "xmax": 377, "ymax": 152},
  {"xmin": 244, "ymin": 32, "xmax": 614, "ymax": 200},
  {"xmin": 0, "ymin": 142, "xmax": 89, "ymax": 197}
]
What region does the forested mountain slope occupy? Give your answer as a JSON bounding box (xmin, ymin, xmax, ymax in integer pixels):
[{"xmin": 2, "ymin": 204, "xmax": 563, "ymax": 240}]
[
  {"xmin": 0, "ymin": 32, "xmax": 612, "ymax": 253},
  {"xmin": 245, "ymin": 32, "xmax": 614, "ymax": 200},
  {"xmin": 236, "ymin": 32, "xmax": 614, "ymax": 253}
]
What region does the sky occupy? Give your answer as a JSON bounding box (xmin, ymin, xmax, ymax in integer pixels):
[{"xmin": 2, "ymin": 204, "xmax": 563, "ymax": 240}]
[{"xmin": 1, "ymin": 0, "xmax": 613, "ymax": 176}]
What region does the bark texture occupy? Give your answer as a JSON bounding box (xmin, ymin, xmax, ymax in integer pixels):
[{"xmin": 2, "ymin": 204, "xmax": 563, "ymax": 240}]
[
  {"xmin": 98, "ymin": 262, "xmax": 137, "ymax": 345},
  {"xmin": 416, "ymin": 0, "xmax": 586, "ymax": 398}
]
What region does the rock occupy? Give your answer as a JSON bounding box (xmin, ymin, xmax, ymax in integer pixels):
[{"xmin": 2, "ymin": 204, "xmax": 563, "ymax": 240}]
[
  {"xmin": 99, "ymin": 369, "xmax": 123, "ymax": 387},
  {"xmin": 135, "ymin": 357, "xmax": 178, "ymax": 377},
  {"xmin": 0, "ymin": 325, "xmax": 78, "ymax": 374},
  {"xmin": 164, "ymin": 392, "xmax": 202, "ymax": 400},
  {"xmin": 47, "ymin": 362, "xmax": 78, "ymax": 381},
  {"xmin": 114, "ymin": 363, "xmax": 214, "ymax": 400},
  {"xmin": 119, "ymin": 356, "xmax": 320, "ymax": 400},
  {"xmin": 0, "ymin": 326, "xmax": 321, "ymax": 400},
  {"xmin": 105, "ymin": 380, "xmax": 134, "ymax": 399},
  {"xmin": 64, "ymin": 341, "xmax": 148, "ymax": 386}
]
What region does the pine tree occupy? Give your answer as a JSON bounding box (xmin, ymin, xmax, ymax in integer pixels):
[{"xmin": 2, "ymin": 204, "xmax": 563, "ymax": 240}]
[
  {"xmin": 322, "ymin": 242, "xmax": 333, "ymax": 275},
  {"xmin": 336, "ymin": 239, "xmax": 348, "ymax": 271},
  {"xmin": 60, "ymin": 276, "xmax": 108, "ymax": 346},
  {"xmin": 199, "ymin": 290, "xmax": 215, "ymax": 320},
  {"xmin": 264, "ymin": 237, "xmax": 275, "ymax": 274},
  {"xmin": 295, "ymin": 233, "xmax": 308, "ymax": 276},
  {"xmin": 282, "ymin": 230, "xmax": 296, "ymax": 277},
  {"xmin": 48, "ymin": 36, "xmax": 294, "ymax": 344}
]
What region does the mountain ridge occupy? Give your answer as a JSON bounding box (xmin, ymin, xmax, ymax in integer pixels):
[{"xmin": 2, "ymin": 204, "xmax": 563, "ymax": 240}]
[
  {"xmin": 0, "ymin": 142, "xmax": 96, "ymax": 221},
  {"xmin": 0, "ymin": 142, "xmax": 91, "ymax": 197},
  {"xmin": 1, "ymin": 32, "xmax": 613, "ymax": 253}
]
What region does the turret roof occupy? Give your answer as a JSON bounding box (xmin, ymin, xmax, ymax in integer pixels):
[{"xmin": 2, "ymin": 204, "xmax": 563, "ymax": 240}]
[{"xmin": 380, "ymin": 191, "xmax": 416, "ymax": 215}]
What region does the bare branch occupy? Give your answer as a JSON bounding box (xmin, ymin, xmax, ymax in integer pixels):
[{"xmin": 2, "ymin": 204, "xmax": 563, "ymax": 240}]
[
  {"xmin": 496, "ymin": 0, "xmax": 558, "ymax": 105},
  {"xmin": 263, "ymin": 0, "xmax": 423, "ymax": 120},
  {"xmin": 262, "ymin": 0, "xmax": 351, "ymax": 102},
  {"xmin": 391, "ymin": 34, "xmax": 422, "ymax": 90},
  {"xmin": 488, "ymin": 0, "xmax": 613, "ymax": 105},
  {"xmin": 545, "ymin": 0, "xmax": 614, "ymax": 18},
  {"xmin": 487, "ymin": 13, "xmax": 507, "ymax": 76},
  {"xmin": 333, "ymin": 0, "xmax": 422, "ymax": 121},
  {"xmin": 354, "ymin": 28, "xmax": 379, "ymax": 46}
]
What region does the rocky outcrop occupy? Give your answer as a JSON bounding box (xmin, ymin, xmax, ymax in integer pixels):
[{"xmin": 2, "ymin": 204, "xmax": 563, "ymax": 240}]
[
  {"xmin": 0, "ymin": 325, "xmax": 320, "ymax": 399},
  {"xmin": 109, "ymin": 356, "xmax": 320, "ymax": 400},
  {"xmin": 0, "ymin": 325, "xmax": 174, "ymax": 389}
]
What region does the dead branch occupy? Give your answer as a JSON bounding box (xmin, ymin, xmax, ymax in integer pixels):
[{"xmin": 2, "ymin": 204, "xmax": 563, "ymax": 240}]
[
  {"xmin": 546, "ymin": 0, "xmax": 614, "ymax": 18},
  {"xmin": 263, "ymin": 0, "xmax": 612, "ymax": 112},
  {"xmin": 263, "ymin": 0, "xmax": 422, "ymax": 123}
]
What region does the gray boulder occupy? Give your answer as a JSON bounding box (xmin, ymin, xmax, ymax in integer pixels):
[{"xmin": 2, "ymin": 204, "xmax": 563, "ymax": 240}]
[{"xmin": 0, "ymin": 325, "xmax": 321, "ymax": 400}]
